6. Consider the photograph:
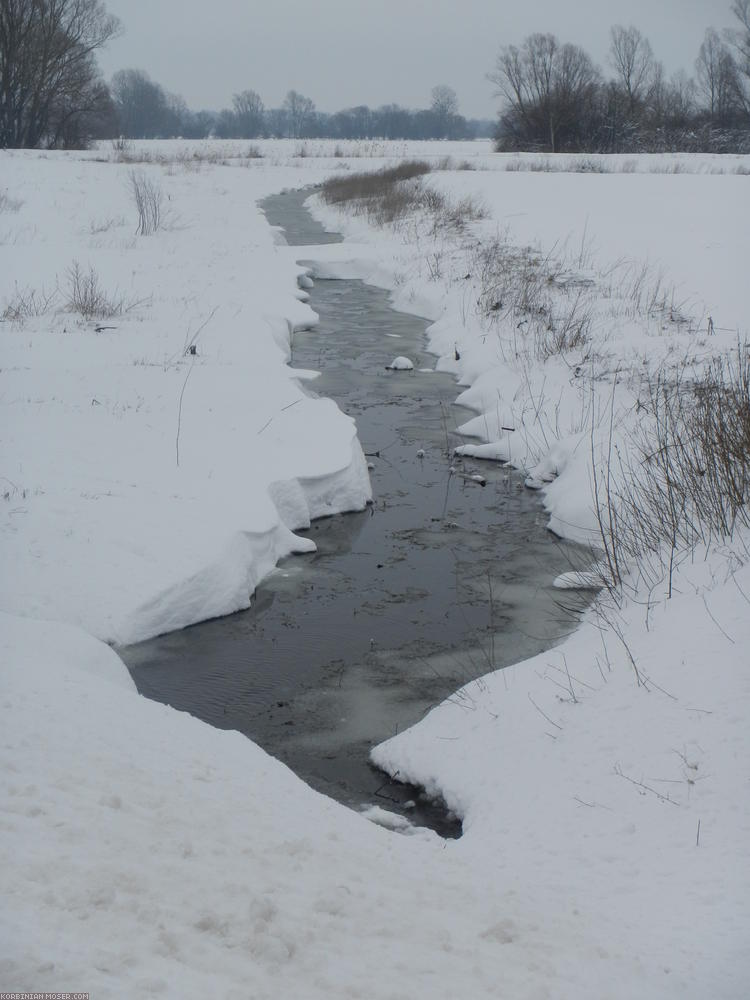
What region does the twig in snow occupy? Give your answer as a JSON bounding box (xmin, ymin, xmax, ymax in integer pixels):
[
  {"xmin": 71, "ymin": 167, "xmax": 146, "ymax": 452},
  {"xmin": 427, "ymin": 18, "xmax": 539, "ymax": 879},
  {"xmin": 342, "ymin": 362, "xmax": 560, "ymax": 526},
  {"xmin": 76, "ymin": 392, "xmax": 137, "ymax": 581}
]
[
  {"xmin": 182, "ymin": 305, "xmax": 219, "ymax": 358},
  {"xmin": 527, "ymin": 693, "xmax": 562, "ymax": 731},
  {"xmin": 175, "ymin": 363, "xmax": 194, "ymax": 467},
  {"xmin": 701, "ymin": 593, "xmax": 735, "ymax": 644},
  {"xmin": 614, "ymin": 763, "xmax": 680, "ymax": 806}
]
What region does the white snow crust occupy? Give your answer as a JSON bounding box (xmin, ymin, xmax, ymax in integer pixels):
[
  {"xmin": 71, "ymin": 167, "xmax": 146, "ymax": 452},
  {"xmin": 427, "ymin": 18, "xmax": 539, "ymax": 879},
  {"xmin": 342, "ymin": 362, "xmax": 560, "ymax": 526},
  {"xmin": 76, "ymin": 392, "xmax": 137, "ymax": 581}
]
[{"xmin": 2, "ymin": 140, "xmax": 749, "ymax": 998}]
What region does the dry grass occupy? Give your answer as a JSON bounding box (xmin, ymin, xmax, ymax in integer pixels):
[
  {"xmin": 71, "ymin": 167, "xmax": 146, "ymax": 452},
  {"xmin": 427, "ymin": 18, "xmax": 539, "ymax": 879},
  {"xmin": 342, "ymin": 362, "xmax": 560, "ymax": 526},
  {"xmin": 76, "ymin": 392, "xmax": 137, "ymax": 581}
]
[
  {"xmin": 66, "ymin": 261, "xmax": 147, "ymax": 320},
  {"xmin": 472, "ymin": 236, "xmax": 594, "ymax": 360},
  {"xmin": 320, "ymin": 160, "xmax": 432, "ymax": 206},
  {"xmin": 593, "ymin": 343, "xmax": 750, "ymax": 594},
  {"xmin": 1, "ymin": 285, "xmax": 58, "ymax": 324},
  {"xmin": 0, "ymin": 192, "xmax": 24, "ymax": 213},
  {"xmin": 319, "ymin": 160, "xmax": 485, "ymax": 232}
]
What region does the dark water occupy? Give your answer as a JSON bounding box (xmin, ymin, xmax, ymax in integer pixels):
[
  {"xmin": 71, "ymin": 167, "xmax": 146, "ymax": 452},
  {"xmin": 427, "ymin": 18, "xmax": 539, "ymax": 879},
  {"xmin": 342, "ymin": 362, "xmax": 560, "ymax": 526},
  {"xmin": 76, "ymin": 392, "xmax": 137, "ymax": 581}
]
[{"xmin": 121, "ymin": 189, "xmax": 589, "ymax": 837}]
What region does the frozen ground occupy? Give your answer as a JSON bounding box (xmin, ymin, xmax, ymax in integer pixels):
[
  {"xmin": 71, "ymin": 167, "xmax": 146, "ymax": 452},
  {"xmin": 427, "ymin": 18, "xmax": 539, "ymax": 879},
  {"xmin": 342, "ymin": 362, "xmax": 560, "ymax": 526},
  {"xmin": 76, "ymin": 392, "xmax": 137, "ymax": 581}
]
[{"xmin": 2, "ymin": 140, "xmax": 749, "ymax": 997}]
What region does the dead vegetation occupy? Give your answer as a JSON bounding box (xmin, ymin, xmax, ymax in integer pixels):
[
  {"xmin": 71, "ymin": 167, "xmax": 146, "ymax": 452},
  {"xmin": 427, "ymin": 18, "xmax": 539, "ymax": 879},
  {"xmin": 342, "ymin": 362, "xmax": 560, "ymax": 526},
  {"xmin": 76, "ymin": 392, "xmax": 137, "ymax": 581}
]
[
  {"xmin": 319, "ymin": 161, "xmax": 485, "ymax": 231},
  {"xmin": 129, "ymin": 170, "xmax": 164, "ymax": 235},
  {"xmin": 1, "ymin": 285, "xmax": 58, "ymax": 324},
  {"xmin": 321, "ymin": 156, "xmax": 749, "ymax": 606},
  {"xmin": 0, "ymin": 192, "xmax": 24, "ymax": 213},
  {"xmin": 66, "ymin": 261, "xmax": 148, "ymax": 319},
  {"xmin": 110, "ymin": 140, "xmax": 263, "ymax": 169},
  {"xmin": 596, "ymin": 344, "xmax": 750, "ymax": 594}
]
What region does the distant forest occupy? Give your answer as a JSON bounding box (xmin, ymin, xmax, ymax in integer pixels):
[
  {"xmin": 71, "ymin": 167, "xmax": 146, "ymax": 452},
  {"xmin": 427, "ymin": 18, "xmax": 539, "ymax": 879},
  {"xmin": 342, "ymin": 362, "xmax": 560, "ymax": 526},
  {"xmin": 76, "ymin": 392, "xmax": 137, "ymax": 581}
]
[
  {"xmin": 1, "ymin": 0, "xmax": 748, "ymax": 151},
  {"xmin": 107, "ymin": 77, "xmax": 493, "ymax": 143}
]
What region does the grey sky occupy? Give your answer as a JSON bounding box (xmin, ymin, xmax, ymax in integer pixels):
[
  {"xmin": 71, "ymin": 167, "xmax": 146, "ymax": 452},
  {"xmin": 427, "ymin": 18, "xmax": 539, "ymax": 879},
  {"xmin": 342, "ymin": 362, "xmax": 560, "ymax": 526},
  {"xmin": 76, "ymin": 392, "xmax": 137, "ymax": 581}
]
[{"xmin": 98, "ymin": 0, "xmax": 737, "ymax": 118}]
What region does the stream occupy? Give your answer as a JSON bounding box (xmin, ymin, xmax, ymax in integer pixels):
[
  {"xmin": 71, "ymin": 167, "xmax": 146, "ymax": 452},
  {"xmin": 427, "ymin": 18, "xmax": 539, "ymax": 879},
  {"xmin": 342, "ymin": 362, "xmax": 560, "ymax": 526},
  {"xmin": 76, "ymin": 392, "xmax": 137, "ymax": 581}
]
[{"xmin": 120, "ymin": 189, "xmax": 589, "ymax": 837}]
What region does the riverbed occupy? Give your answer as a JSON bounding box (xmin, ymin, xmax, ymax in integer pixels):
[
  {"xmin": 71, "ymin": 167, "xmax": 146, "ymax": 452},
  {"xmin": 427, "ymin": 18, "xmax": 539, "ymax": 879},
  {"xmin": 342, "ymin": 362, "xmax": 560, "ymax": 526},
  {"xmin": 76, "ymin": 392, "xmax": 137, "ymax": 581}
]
[{"xmin": 120, "ymin": 189, "xmax": 589, "ymax": 836}]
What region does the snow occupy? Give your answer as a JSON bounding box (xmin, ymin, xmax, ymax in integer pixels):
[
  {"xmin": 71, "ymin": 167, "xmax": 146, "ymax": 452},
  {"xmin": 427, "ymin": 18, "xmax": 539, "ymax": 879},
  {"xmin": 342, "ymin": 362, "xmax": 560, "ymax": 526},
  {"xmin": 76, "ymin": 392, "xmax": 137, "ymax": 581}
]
[
  {"xmin": 386, "ymin": 355, "xmax": 414, "ymax": 370},
  {"xmin": 373, "ymin": 549, "xmax": 750, "ymax": 1000},
  {"xmin": 2, "ymin": 141, "xmax": 749, "ymax": 998},
  {"xmin": 425, "ymin": 167, "xmax": 750, "ymax": 337},
  {"xmin": 0, "ymin": 149, "xmax": 371, "ymax": 643},
  {"xmin": 552, "ymin": 570, "xmax": 603, "ymax": 590}
]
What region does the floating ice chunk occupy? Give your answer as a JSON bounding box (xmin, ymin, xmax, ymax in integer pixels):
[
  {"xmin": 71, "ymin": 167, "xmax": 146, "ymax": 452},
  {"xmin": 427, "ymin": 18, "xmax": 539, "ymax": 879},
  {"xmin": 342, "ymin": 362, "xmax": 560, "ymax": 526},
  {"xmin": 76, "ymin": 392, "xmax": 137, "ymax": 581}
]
[
  {"xmin": 361, "ymin": 805, "xmax": 414, "ymax": 832},
  {"xmin": 360, "ymin": 805, "xmax": 441, "ymax": 843},
  {"xmin": 386, "ymin": 356, "xmax": 414, "ymax": 371}
]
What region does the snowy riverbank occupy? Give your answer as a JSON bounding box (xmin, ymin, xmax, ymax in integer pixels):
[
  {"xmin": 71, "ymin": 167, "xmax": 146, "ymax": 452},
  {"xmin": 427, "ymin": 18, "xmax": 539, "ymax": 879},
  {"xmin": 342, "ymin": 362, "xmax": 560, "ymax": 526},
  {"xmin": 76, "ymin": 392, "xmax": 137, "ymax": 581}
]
[
  {"xmin": 2, "ymin": 141, "xmax": 749, "ymax": 997},
  {"xmin": 0, "ymin": 148, "xmax": 370, "ymax": 643}
]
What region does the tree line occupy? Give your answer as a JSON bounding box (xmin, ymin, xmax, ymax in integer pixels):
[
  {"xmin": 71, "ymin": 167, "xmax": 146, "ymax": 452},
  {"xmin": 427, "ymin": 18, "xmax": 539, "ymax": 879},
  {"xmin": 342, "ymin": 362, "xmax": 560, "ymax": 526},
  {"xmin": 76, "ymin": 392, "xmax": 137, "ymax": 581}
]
[
  {"xmin": 2, "ymin": 0, "xmax": 749, "ymax": 151},
  {"xmin": 0, "ymin": 0, "xmax": 488, "ymax": 149},
  {"xmin": 491, "ymin": 3, "xmax": 750, "ymax": 153},
  {"xmin": 108, "ymin": 74, "xmax": 490, "ymax": 142}
]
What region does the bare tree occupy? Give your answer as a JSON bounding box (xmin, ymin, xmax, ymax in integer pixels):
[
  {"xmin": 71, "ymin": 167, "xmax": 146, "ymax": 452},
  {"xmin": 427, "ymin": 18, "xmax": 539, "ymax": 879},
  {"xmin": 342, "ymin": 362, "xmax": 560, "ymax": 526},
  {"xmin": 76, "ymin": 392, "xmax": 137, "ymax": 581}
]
[
  {"xmin": 696, "ymin": 29, "xmax": 740, "ymax": 122},
  {"xmin": 609, "ymin": 25, "xmax": 656, "ymax": 113},
  {"xmin": 48, "ymin": 54, "xmax": 115, "ymax": 147},
  {"xmin": 730, "ymin": 0, "xmax": 750, "ymax": 66},
  {"xmin": 111, "ymin": 69, "xmax": 171, "ymax": 138},
  {"xmin": 331, "ymin": 104, "xmax": 373, "ymax": 139},
  {"xmin": 662, "ymin": 70, "xmax": 697, "ymax": 124},
  {"xmin": 429, "ymin": 83, "xmax": 458, "ymax": 138},
  {"xmin": 726, "ymin": 0, "xmax": 750, "ymax": 115},
  {"xmin": 282, "ymin": 89, "xmax": 315, "ymax": 138},
  {"xmin": 0, "ymin": 0, "xmax": 121, "ymax": 148},
  {"xmin": 490, "ymin": 33, "xmax": 600, "ymax": 151},
  {"xmin": 232, "ymin": 88, "xmax": 264, "ymax": 138}
]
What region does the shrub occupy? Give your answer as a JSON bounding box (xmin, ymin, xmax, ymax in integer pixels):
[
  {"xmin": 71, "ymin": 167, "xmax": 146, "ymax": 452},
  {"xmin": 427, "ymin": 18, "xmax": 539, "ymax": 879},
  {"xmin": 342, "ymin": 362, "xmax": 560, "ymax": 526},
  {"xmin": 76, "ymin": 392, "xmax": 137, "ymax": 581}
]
[
  {"xmin": 1, "ymin": 285, "xmax": 57, "ymax": 324},
  {"xmin": 129, "ymin": 169, "xmax": 164, "ymax": 235},
  {"xmin": 66, "ymin": 261, "xmax": 143, "ymax": 319}
]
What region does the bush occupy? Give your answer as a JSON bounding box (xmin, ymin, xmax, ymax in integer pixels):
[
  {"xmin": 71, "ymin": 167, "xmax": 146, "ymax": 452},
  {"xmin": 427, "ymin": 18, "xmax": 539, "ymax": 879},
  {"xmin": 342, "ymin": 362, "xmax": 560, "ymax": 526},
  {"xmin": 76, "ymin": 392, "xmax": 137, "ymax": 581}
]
[
  {"xmin": 1, "ymin": 285, "xmax": 57, "ymax": 324},
  {"xmin": 66, "ymin": 261, "xmax": 141, "ymax": 319},
  {"xmin": 129, "ymin": 170, "xmax": 164, "ymax": 235}
]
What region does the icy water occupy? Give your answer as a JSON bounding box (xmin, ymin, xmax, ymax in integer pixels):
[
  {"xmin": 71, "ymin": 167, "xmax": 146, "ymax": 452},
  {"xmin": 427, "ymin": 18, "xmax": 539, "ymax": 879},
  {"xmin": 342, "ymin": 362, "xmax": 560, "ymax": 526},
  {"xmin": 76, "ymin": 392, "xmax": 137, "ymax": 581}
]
[{"xmin": 121, "ymin": 189, "xmax": 589, "ymax": 837}]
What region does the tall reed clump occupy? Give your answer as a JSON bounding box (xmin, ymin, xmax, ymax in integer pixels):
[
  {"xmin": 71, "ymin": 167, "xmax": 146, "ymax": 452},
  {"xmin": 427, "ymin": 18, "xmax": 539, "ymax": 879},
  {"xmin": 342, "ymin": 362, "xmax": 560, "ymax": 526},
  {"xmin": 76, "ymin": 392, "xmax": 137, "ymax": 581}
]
[
  {"xmin": 595, "ymin": 342, "xmax": 750, "ymax": 594},
  {"xmin": 319, "ymin": 161, "xmax": 485, "ymax": 231}
]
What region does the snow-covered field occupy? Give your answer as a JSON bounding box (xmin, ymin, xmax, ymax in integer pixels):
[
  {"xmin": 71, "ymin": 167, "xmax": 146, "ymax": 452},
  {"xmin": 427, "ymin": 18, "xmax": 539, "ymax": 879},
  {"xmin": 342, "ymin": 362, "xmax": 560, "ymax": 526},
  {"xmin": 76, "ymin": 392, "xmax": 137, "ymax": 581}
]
[{"xmin": 2, "ymin": 140, "xmax": 749, "ymax": 997}]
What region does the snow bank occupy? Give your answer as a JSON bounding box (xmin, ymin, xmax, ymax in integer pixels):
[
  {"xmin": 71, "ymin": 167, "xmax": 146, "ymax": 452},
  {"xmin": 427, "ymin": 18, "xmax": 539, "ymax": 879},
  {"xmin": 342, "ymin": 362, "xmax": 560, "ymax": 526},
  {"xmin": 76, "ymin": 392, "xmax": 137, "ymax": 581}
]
[
  {"xmin": 372, "ymin": 544, "xmax": 750, "ymax": 998},
  {"xmin": 0, "ymin": 152, "xmax": 370, "ymax": 642},
  {"xmin": 6, "ymin": 596, "xmax": 746, "ymax": 999},
  {"xmin": 386, "ymin": 355, "xmax": 414, "ymax": 370},
  {"xmin": 2, "ymin": 142, "xmax": 749, "ymax": 999},
  {"xmin": 305, "ymin": 149, "xmax": 750, "ymax": 995}
]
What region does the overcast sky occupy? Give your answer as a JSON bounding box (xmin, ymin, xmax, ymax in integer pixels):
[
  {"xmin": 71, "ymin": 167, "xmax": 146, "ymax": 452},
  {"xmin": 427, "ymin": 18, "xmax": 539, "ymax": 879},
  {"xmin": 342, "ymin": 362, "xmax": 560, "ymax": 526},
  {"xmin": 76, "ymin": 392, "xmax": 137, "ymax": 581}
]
[{"xmin": 98, "ymin": 0, "xmax": 737, "ymax": 118}]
